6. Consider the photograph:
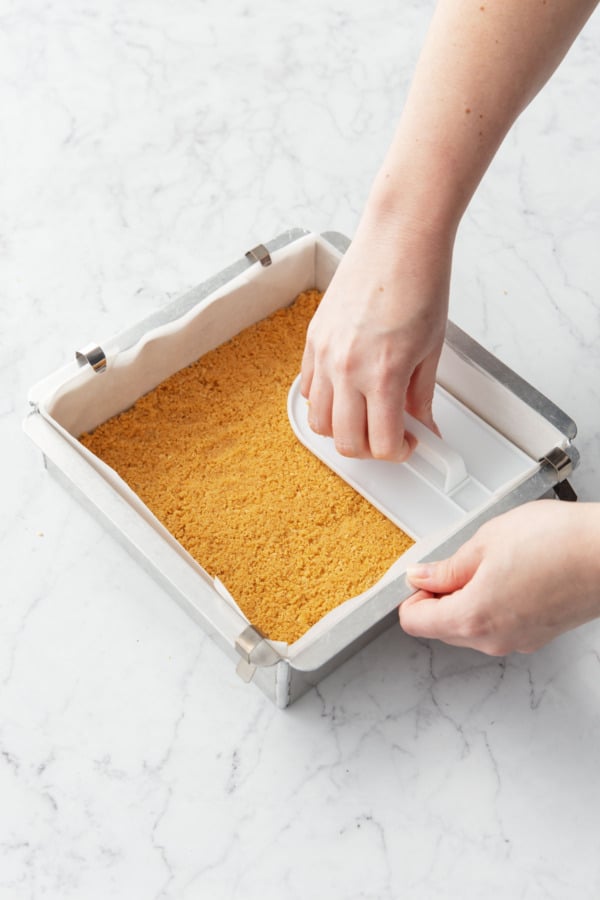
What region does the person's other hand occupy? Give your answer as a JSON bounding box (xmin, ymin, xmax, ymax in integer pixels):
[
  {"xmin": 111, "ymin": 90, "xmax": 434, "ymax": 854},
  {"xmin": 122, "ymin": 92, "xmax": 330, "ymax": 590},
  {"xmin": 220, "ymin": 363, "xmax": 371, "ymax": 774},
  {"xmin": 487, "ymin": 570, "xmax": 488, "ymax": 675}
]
[
  {"xmin": 401, "ymin": 500, "xmax": 600, "ymax": 655},
  {"xmin": 300, "ymin": 219, "xmax": 452, "ymax": 460}
]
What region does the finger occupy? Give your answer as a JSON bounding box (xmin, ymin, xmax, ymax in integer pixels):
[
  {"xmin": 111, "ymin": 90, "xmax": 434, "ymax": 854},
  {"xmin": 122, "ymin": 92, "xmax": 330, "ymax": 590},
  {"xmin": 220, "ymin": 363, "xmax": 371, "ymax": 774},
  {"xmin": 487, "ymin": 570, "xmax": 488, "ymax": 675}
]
[
  {"xmin": 366, "ymin": 383, "xmax": 415, "ymax": 462},
  {"xmin": 405, "ymin": 540, "xmax": 481, "ymax": 595},
  {"xmin": 331, "ymin": 384, "xmax": 369, "ymax": 457},
  {"xmin": 300, "ymin": 339, "xmax": 315, "ymax": 399},
  {"xmin": 402, "ymin": 430, "xmax": 419, "ymax": 460},
  {"xmin": 399, "ymin": 590, "xmax": 471, "ymax": 646},
  {"xmin": 307, "ymin": 376, "xmax": 334, "ymax": 437},
  {"xmin": 400, "ymin": 588, "xmax": 514, "ymax": 656},
  {"xmin": 405, "ymin": 348, "xmax": 442, "ymax": 434}
]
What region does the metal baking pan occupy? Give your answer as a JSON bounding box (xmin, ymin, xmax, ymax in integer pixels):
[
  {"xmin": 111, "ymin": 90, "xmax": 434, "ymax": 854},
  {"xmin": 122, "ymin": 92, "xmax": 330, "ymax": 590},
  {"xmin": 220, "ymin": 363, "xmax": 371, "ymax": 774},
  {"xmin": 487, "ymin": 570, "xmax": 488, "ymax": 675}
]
[{"xmin": 24, "ymin": 228, "xmax": 579, "ymax": 707}]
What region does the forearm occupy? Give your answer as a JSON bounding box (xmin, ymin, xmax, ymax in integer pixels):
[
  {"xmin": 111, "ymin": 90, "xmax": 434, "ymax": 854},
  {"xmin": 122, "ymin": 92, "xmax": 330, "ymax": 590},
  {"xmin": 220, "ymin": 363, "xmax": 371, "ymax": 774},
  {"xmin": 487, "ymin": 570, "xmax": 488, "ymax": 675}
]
[
  {"xmin": 300, "ymin": 0, "xmax": 597, "ymax": 460},
  {"xmin": 364, "ymin": 0, "xmax": 598, "ymax": 238}
]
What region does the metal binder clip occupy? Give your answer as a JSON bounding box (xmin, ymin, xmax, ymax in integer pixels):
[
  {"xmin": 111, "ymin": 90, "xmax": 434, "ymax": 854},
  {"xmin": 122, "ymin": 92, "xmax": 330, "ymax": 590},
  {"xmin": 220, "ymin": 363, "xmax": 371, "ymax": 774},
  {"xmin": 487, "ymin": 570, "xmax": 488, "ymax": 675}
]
[
  {"xmin": 245, "ymin": 244, "xmax": 272, "ymax": 267},
  {"xmin": 553, "ymin": 480, "xmax": 578, "ymax": 502},
  {"xmin": 76, "ymin": 344, "xmax": 107, "ymax": 373},
  {"xmin": 541, "ymin": 447, "xmax": 577, "ymax": 502},
  {"xmin": 542, "ymin": 447, "xmax": 573, "ymax": 481},
  {"xmin": 235, "ymin": 624, "xmax": 280, "ymax": 683},
  {"xmin": 235, "ymin": 625, "xmax": 261, "ymax": 683}
]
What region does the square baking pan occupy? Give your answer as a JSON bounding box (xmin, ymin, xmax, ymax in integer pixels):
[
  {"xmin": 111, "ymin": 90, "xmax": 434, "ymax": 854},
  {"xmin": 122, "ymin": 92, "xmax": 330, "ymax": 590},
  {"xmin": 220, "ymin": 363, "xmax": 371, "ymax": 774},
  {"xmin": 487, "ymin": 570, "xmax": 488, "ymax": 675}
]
[{"xmin": 24, "ymin": 229, "xmax": 579, "ymax": 707}]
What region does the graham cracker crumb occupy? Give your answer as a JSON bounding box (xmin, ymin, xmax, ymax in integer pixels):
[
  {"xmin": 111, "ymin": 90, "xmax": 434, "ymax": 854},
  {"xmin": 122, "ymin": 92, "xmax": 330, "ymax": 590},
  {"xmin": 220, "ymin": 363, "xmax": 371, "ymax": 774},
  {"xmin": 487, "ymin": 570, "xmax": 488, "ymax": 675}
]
[{"xmin": 80, "ymin": 290, "xmax": 414, "ymax": 642}]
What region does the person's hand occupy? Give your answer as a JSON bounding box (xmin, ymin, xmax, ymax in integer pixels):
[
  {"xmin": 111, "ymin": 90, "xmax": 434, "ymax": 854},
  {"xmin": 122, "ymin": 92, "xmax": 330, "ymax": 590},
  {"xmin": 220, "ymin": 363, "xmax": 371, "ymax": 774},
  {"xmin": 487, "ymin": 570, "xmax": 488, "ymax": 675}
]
[
  {"xmin": 300, "ymin": 217, "xmax": 452, "ymax": 461},
  {"xmin": 400, "ymin": 500, "xmax": 600, "ymax": 655}
]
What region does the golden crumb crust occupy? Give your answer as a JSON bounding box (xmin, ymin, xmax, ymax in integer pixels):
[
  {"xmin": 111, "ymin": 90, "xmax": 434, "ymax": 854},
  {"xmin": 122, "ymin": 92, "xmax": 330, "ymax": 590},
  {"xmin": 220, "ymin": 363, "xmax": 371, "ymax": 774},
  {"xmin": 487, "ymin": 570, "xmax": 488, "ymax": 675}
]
[{"xmin": 80, "ymin": 289, "xmax": 414, "ymax": 642}]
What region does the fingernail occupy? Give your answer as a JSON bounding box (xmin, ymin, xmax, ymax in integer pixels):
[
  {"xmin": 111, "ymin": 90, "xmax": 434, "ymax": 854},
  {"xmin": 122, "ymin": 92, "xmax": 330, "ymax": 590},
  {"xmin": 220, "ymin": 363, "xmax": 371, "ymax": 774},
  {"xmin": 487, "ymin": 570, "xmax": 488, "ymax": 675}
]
[{"xmin": 406, "ymin": 564, "xmax": 435, "ymax": 582}]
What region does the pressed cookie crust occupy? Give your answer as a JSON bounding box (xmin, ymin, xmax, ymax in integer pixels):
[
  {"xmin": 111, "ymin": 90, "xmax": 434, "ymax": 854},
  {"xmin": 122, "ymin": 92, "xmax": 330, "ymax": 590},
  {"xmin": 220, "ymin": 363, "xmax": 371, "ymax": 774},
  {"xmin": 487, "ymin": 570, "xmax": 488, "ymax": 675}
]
[{"xmin": 80, "ymin": 289, "xmax": 413, "ymax": 643}]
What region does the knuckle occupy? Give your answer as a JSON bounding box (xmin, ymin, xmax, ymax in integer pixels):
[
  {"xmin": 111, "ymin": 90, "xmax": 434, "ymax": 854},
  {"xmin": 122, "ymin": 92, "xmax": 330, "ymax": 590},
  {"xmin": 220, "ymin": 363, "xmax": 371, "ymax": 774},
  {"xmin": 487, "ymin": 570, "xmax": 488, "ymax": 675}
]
[
  {"xmin": 457, "ymin": 610, "xmax": 489, "ymax": 643},
  {"xmin": 469, "ymin": 623, "xmax": 513, "ymax": 656},
  {"xmin": 330, "ymin": 338, "xmax": 366, "ymax": 380},
  {"xmin": 371, "ymin": 365, "xmax": 395, "ymax": 395},
  {"xmin": 370, "ymin": 436, "xmax": 400, "ymax": 461},
  {"xmin": 334, "ymin": 436, "xmax": 364, "ymax": 458},
  {"xmin": 372, "ymin": 357, "xmax": 404, "ymax": 398},
  {"xmin": 335, "ymin": 441, "xmax": 357, "ymax": 458},
  {"xmin": 304, "ymin": 325, "xmax": 318, "ymax": 351},
  {"xmin": 332, "ymin": 352, "xmax": 358, "ymax": 379},
  {"xmin": 310, "ymin": 418, "xmax": 332, "ymax": 437}
]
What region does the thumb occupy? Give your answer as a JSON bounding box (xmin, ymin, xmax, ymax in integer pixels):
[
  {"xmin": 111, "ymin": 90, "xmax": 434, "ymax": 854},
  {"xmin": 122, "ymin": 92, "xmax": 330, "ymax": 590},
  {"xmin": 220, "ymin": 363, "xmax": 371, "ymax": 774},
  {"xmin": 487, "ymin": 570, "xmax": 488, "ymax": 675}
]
[{"xmin": 406, "ymin": 541, "xmax": 481, "ymax": 595}]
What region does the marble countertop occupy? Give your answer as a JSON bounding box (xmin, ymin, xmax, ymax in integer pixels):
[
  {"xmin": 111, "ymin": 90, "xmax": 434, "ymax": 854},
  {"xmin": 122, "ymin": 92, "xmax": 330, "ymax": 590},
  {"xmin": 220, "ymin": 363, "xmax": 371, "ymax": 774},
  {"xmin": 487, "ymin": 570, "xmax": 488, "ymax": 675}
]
[{"xmin": 3, "ymin": 1, "xmax": 600, "ymax": 897}]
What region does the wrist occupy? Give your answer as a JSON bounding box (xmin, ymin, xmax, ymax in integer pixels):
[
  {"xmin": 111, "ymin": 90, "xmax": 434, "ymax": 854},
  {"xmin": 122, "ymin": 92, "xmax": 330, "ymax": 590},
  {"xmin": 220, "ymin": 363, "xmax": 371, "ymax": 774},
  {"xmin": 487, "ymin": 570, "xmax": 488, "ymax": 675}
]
[
  {"xmin": 360, "ymin": 157, "xmax": 464, "ymax": 250},
  {"xmin": 354, "ymin": 161, "xmax": 459, "ymax": 278}
]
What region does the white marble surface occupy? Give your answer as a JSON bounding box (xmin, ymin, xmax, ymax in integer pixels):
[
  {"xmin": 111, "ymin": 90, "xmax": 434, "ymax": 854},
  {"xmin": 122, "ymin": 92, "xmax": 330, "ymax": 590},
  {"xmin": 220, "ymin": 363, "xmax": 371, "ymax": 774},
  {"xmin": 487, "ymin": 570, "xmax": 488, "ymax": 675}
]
[{"xmin": 2, "ymin": 1, "xmax": 600, "ymax": 897}]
